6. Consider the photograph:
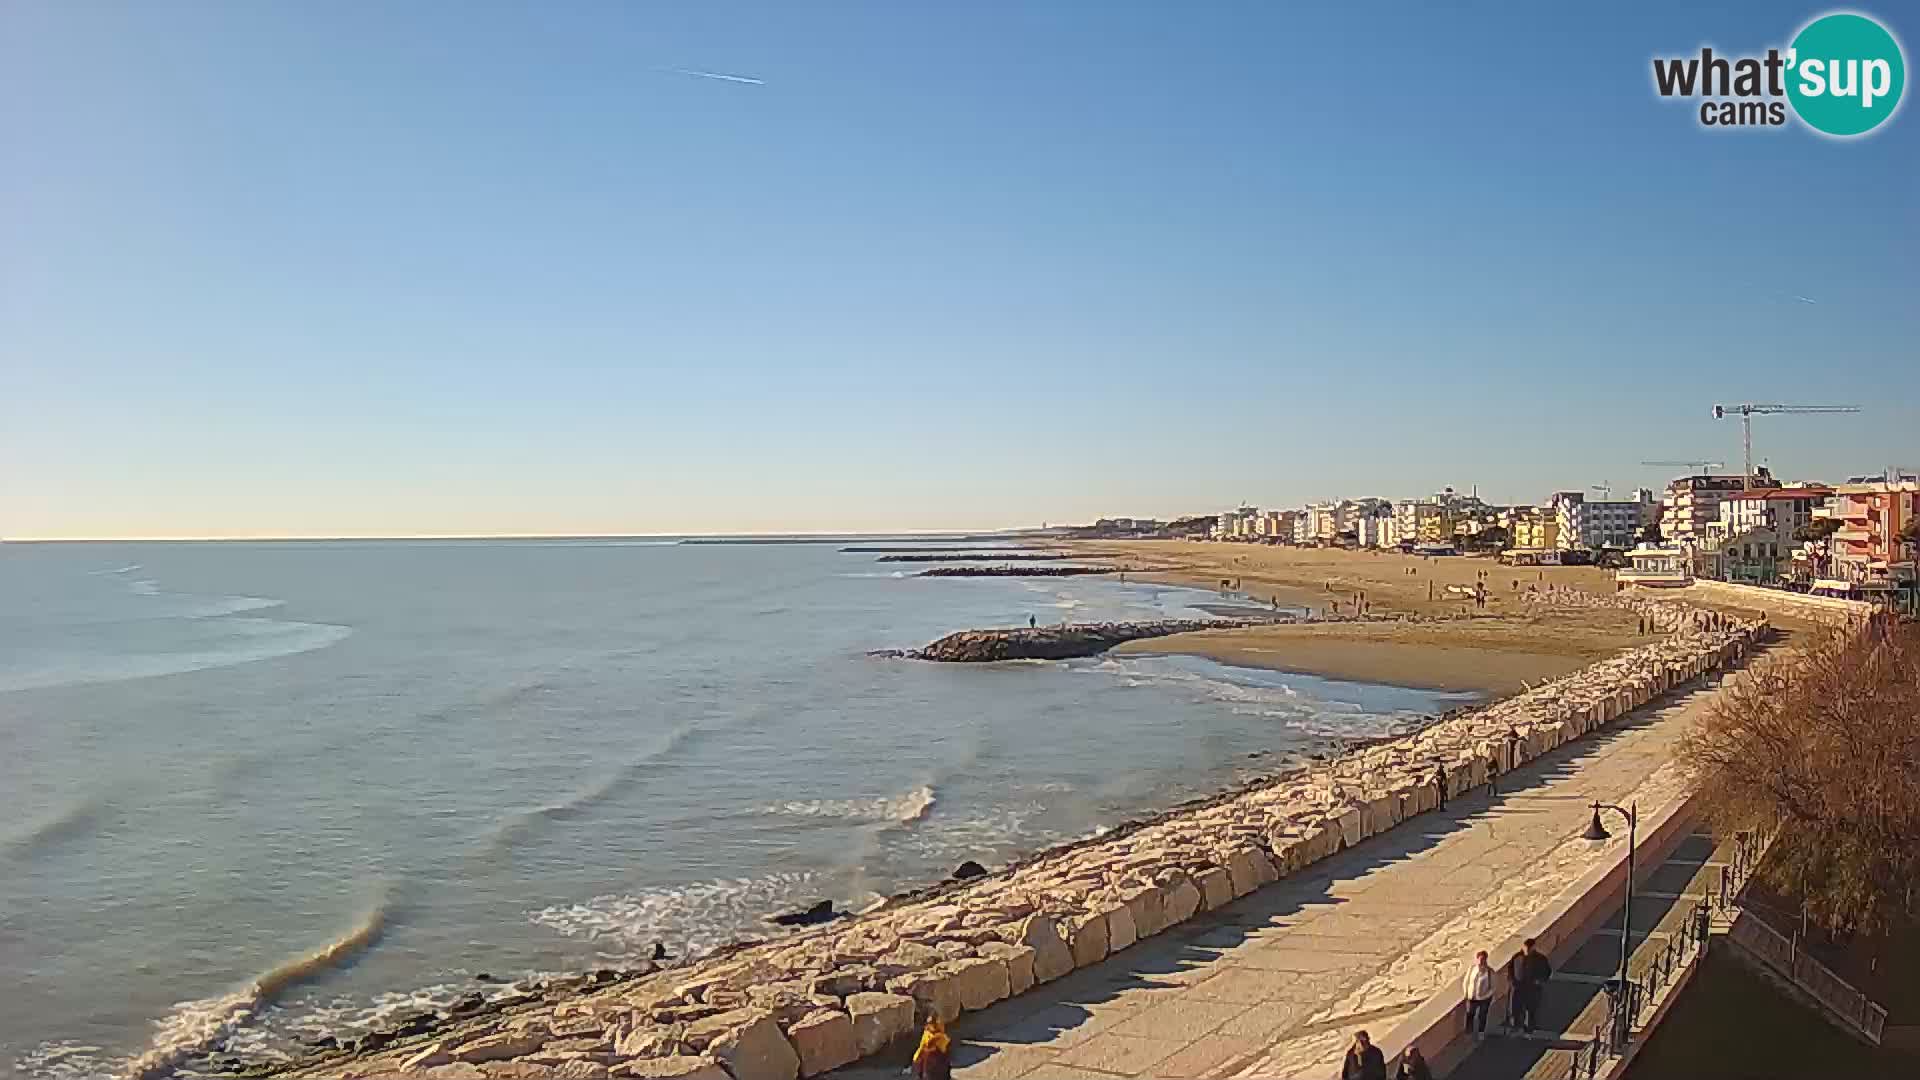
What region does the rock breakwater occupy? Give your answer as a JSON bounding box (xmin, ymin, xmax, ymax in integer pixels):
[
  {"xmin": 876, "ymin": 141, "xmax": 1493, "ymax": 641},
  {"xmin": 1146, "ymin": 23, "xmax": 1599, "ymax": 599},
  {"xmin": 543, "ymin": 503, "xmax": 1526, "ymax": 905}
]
[
  {"xmin": 268, "ymin": 610, "xmax": 1770, "ymax": 1080},
  {"xmin": 875, "ymin": 553, "xmax": 1086, "ymax": 563},
  {"xmin": 913, "ymin": 566, "xmax": 1109, "ymax": 578},
  {"xmin": 881, "ymin": 618, "xmax": 1270, "ymax": 663}
]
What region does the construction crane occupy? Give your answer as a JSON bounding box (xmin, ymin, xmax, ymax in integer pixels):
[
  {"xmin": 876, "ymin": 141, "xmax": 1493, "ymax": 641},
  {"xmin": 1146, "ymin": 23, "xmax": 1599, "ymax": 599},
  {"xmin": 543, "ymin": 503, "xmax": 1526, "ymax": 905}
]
[
  {"xmin": 1712, "ymin": 404, "xmax": 1861, "ymax": 489},
  {"xmin": 1591, "ymin": 482, "xmax": 1614, "ymax": 499},
  {"xmin": 1641, "ymin": 459, "xmax": 1727, "ymax": 473}
]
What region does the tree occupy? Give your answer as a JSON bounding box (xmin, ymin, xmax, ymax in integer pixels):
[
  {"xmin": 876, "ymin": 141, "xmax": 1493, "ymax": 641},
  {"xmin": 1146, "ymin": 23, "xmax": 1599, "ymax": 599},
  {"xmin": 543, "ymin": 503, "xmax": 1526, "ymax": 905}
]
[
  {"xmin": 1900, "ymin": 516, "xmax": 1920, "ymax": 547},
  {"xmin": 1796, "ymin": 517, "xmax": 1842, "ymax": 544},
  {"xmin": 1637, "ymin": 522, "xmax": 1664, "ymax": 545},
  {"xmin": 1680, "ymin": 624, "xmax": 1920, "ymax": 935}
]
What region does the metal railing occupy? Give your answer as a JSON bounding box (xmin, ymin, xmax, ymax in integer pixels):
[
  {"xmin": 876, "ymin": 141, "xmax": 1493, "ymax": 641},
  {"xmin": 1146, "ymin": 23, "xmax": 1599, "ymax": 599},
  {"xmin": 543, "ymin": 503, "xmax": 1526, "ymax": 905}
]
[
  {"xmin": 1727, "ymin": 913, "xmax": 1889, "ymax": 1044},
  {"xmin": 1558, "ymin": 898, "xmax": 1715, "ymax": 1079}
]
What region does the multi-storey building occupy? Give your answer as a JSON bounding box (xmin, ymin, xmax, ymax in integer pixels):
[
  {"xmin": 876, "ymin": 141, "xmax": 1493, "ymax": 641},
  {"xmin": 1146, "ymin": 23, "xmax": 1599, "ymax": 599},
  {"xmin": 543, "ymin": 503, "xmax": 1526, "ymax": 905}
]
[
  {"xmin": 1660, "ymin": 471, "xmax": 1769, "ymax": 545},
  {"xmin": 1818, "ymin": 480, "xmax": 1920, "ymax": 588},
  {"xmin": 1711, "ymin": 486, "xmax": 1833, "ymax": 540},
  {"xmin": 1552, "ymin": 489, "xmax": 1657, "ymax": 551},
  {"xmin": 1394, "ymin": 500, "xmax": 1448, "ymax": 544},
  {"xmin": 1509, "ymin": 507, "xmax": 1560, "ymax": 551}
]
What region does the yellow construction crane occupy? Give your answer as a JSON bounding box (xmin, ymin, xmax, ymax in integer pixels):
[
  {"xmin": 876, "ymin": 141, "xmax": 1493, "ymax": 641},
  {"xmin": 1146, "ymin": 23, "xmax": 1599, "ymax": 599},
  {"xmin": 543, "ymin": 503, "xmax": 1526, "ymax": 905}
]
[{"xmin": 1712, "ymin": 404, "xmax": 1861, "ymax": 489}]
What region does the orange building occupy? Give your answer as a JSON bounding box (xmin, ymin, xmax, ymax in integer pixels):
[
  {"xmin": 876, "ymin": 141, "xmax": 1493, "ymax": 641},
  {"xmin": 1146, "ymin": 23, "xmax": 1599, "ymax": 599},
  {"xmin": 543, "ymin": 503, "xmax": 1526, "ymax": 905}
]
[{"xmin": 1821, "ymin": 481, "xmax": 1920, "ymax": 588}]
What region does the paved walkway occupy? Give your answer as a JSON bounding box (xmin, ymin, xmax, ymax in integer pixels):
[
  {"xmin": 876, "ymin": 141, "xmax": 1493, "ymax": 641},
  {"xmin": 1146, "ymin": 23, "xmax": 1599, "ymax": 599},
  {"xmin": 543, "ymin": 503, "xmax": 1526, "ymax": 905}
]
[
  {"xmin": 830, "ymin": 666, "xmax": 1743, "ymax": 1080},
  {"xmin": 1450, "ymin": 828, "xmax": 1733, "ymax": 1079}
]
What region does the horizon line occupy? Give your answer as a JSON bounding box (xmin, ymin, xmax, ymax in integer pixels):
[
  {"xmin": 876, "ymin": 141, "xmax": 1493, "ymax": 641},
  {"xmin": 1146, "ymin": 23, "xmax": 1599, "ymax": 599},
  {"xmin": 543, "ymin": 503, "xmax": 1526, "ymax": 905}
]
[{"xmin": 0, "ymin": 527, "xmax": 1052, "ymax": 544}]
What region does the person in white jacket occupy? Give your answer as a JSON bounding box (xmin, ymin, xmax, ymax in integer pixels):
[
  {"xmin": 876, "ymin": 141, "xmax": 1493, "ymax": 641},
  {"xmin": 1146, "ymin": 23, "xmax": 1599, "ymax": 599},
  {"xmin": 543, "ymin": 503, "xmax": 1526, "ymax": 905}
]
[{"xmin": 1462, "ymin": 950, "xmax": 1496, "ymax": 1038}]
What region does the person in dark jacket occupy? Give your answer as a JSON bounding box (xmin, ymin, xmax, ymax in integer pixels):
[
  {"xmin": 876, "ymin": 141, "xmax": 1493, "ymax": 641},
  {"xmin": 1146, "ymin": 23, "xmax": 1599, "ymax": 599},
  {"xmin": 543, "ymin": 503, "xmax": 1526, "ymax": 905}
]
[
  {"xmin": 1515, "ymin": 937, "xmax": 1554, "ymax": 1034},
  {"xmin": 1504, "ymin": 947, "xmax": 1528, "ymax": 1030},
  {"xmin": 1342, "ymin": 1030, "xmax": 1387, "ymax": 1080},
  {"xmin": 1394, "ymin": 1045, "xmax": 1435, "ymax": 1080}
]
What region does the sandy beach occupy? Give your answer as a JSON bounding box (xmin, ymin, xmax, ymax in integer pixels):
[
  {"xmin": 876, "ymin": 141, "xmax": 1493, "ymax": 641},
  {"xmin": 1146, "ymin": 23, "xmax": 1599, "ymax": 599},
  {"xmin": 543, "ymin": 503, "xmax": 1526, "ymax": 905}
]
[
  {"xmin": 1117, "ymin": 615, "xmax": 1644, "ymax": 695},
  {"xmin": 1077, "ymin": 540, "xmax": 1647, "ymax": 694}
]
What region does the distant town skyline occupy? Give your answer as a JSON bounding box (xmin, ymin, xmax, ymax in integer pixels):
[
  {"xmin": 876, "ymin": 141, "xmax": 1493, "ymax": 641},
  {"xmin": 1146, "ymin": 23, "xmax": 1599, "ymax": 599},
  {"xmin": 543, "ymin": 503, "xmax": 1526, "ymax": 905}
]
[{"xmin": 4, "ymin": 2, "xmax": 1915, "ymax": 540}]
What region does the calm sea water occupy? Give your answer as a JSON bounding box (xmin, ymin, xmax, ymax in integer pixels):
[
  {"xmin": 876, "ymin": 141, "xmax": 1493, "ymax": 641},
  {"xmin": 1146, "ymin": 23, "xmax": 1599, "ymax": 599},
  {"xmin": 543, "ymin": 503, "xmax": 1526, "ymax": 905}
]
[{"xmin": 0, "ymin": 540, "xmax": 1468, "ymax": 1078}]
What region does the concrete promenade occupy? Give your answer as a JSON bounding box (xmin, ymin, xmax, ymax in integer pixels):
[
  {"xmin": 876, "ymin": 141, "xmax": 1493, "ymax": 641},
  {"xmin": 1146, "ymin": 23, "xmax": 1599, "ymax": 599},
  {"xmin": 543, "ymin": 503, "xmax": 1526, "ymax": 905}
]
[{"xmin": 831, "ymin": 672, "xmax": 1733, "ymax": 1080}]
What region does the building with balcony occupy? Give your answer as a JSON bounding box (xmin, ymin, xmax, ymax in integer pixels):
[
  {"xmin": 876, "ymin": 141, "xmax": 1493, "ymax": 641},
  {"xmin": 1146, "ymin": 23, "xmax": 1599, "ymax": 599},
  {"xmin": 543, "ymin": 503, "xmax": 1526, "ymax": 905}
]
[
  {"xmin": 1711, "ymin": 486, "xmax": 1833, "ymax": 540},
  {"xmin": 1552, "ymin": 489, "xmax": 1657, "ymax": 551},
  {"xmin": 1509, "ymin": 507, "xmax": 1560, "ymax": 551},
  {"xmin": 1818, "ymin": 480, "xmax": 1920, "ymax": 592},
  {"xmin": 1659, "ymin": 470, "xmax": 1769, "ymax": 545}
]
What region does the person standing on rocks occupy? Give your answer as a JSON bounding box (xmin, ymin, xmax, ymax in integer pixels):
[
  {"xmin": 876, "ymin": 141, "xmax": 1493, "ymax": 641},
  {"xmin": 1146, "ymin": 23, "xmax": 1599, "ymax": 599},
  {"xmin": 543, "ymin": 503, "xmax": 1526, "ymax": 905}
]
[
  {"xmin": 1342, "ymin": 1030, "xmax": 1387, "ymax": 1080},
  {"xmin": 911, "ymin": 1015, "xmax": 951, "ymax": 1080},
  {"xmin": 1462, "ymin": 951, "xmax": 1496, "ymax": 1038},
  {"xmin": 1028, "ymin": 615, "xmax": 1036, "ymax": 629}
]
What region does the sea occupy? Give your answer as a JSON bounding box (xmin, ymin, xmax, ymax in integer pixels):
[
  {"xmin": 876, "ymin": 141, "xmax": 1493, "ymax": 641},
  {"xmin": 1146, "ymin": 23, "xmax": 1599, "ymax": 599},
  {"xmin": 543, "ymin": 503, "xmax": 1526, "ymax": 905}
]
[{"xmin": 0, "ymin": 539, "xmax": 1473, "ymax": 1079}]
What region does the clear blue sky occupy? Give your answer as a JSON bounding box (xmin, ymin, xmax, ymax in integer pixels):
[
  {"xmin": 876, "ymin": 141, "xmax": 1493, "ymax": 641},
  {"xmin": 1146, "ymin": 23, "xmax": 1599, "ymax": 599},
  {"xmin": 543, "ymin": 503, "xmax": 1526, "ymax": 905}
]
[{"xmin": 3, "ymin": 2, "xmax": 1914, "ymax": 537}]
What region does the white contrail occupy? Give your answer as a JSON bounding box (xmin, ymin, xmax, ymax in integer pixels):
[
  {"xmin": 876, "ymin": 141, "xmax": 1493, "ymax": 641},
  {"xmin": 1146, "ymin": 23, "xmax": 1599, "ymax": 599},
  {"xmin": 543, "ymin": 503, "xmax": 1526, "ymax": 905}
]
[
  {"xmin": 1793, "ymin": 295, "xmax": 1818, "ymax": 304},
  {"xmin": 667, "ymin": 67, "xmax": 765, "ymax": 85}
]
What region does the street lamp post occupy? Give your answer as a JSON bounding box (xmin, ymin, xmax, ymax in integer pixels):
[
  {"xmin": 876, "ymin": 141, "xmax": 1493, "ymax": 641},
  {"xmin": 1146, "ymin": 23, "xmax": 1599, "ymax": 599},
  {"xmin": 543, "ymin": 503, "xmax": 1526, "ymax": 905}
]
[{"xmin": 1583, "ymin": 801, "xmax": 1638, "ymax": 1049}]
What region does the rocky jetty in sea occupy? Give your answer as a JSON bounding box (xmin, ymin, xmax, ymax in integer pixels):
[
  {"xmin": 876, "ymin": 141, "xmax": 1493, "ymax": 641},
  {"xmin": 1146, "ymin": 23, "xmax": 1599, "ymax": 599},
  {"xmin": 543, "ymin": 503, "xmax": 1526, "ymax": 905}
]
[
  {"xmin": 910, "ymin": 618, "xmax": 1266, "ymax": 662},
  {"xmin": 875, "ymin": 553, "xmax": 1085, "ymax": 563},
  {"xmin": 914, "ymin": 566, "xmax": 1110, "ymax": 578},
  {"xmin": 263, "ymin": 598, "xmax": 1771, "ymax": 1080}
]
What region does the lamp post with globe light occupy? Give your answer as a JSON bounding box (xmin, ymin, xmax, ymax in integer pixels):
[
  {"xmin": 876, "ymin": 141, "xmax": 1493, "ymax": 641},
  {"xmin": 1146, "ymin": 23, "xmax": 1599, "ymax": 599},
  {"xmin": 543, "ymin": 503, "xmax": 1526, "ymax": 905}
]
[{"xmin": 1583, "ymin": 801, "xmax": 1637, "ymax": 1049}]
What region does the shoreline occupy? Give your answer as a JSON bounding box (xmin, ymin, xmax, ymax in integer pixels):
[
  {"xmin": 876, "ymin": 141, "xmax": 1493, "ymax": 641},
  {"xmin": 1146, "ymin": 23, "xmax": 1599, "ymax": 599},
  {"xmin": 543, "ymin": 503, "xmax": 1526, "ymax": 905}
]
[
  {"xmin": 262, "ymin": 591, "xmax": 1768, "ymax": 1079},
  {"xmin": 1068, "ymin": 540, "xmax": 1646, "ymax": 695}
]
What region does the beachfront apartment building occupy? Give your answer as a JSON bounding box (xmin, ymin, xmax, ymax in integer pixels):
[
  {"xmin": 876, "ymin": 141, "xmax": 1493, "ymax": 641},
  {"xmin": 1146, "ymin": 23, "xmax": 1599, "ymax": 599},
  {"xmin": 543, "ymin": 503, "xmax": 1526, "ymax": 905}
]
[
  {"xmin": 1552, "ymin": 489, "xmax": 1656, "ymax": 551},
  {"xmin": 1817, "ymin": 480, "xmax": 1920, "ymax": 589},
  {"xmin": 1257, "ymin": 509, "xmax": 1297, "ymax": 539},
  {"xmin": 1509, "ymin": 507, "xmax": 1560, "ymax": 551},
  {"xmin": 1660, "ymin": 471, "xmax": 1768, "ymax": 545},
  {"xmin": 1394, "ymin": 500, "xmax": 1447, "ymax": 544},
  {"xmin": 1353, "ymin": 512, "xmax": 1394, "ymax": 548},
  {"xmin": 1710, "ymin": 486, "xmax": 1833, "ymax": 540}
]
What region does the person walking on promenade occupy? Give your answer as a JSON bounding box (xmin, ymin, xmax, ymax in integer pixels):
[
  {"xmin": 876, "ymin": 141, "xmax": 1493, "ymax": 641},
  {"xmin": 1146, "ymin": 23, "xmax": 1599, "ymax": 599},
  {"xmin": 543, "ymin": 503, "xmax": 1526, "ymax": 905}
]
[
  {"xmin": 1432, "ymin": 761, "xmax": 1448, "ymax": 811},
  {"xmin": 1394, "ymin": 1046, "xmax": 1434, "ymax": 1080},
  {"xmin": 1516, "ymin": 938, "xmax": 1553, "ymax": 1035},
  {"xmin": 1342, "ymin": 1030, "xmax": 1387, "ymax": 1080},
  {"xmin": 911, "ymin": 1015, "xmax": 952, "ymax": 1080},
  {"xmin": 1504, "ymin": 946, "xmax": 1528, "ymax": 1030},
  {"xmin": 1463, "ymin": 951, "xmax": 1495, "ymax": 1039}
]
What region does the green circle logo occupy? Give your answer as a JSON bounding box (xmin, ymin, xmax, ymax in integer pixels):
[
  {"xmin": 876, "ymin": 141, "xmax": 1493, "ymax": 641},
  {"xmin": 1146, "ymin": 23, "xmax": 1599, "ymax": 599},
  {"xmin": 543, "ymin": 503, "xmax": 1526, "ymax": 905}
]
[{"xmin": 1786, "ymin": 12, "xmax": 1906, "ymax": 136}]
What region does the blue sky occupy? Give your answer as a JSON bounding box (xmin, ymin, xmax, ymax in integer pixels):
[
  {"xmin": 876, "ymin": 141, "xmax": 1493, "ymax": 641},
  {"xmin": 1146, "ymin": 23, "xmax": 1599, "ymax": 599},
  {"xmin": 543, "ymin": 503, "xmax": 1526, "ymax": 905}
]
[{"xmin": 3, "ymin": 1, "xmax": 1915, "ymax": 537}]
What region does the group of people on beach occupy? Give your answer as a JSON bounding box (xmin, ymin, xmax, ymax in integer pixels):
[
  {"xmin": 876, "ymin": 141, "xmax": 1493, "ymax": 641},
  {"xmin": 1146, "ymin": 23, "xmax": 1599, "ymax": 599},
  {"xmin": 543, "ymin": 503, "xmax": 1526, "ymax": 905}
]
[{"xmin": 1342, "ymin": 939, "xmax": 1553, "ymax": 1079}]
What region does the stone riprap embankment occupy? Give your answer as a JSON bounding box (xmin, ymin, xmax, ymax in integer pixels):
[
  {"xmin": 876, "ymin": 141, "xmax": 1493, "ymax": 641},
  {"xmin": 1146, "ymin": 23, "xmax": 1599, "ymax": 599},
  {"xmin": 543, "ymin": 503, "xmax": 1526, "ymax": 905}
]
[
  {"xmin": 895, "ymin": 618, "xmax": 1271, "ymax": 662},
  {"xmin": 913, "ymin": 566, "xmax": 1110, "ymax": 578},
  {"xmin": 272, "ymin": 613, "xmax": 1768, "ymax": 1080}
]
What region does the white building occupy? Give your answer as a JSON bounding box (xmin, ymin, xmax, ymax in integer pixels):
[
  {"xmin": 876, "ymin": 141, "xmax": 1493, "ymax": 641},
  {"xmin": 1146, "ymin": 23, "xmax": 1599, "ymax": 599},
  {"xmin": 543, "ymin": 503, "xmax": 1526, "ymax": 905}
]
[
  {"xmin": 1553, "ymin": 489, "xmax": 1657, "ymax": 551},
  {"xmin": 1711, "ymin": 486, "xmax": 1833, "ymax": 540}
]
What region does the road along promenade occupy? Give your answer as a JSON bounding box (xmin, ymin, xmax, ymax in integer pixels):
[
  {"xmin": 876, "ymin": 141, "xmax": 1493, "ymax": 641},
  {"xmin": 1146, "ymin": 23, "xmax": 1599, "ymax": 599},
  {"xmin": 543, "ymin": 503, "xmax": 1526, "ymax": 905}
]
[{"xmin": 830, "ymin": 661, "xmax": 1747, "ymax": 1080}]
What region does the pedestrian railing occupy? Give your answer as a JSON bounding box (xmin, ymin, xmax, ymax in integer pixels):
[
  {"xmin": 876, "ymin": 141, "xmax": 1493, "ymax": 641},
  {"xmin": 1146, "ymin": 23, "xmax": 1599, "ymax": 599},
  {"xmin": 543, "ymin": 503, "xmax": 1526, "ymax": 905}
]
[
  {"xmin": 1727, "ymin": 911, "xmax": 1889, "ymax": 1044},
  {"xmin": 1556, "ymin": 897, "xmax": 1714, "ymax": 1079}
]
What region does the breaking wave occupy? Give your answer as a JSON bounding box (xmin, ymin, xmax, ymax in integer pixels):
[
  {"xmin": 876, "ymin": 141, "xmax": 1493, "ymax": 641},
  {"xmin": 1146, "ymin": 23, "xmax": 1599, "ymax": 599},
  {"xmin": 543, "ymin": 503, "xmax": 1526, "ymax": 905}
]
[
  {"xmin": 480, "ymin": 725, "xmax": 702, "ymax": 854},
  {"xmin": 529, "ymin": 871, "xmax": 824, "ymax": 959},
  {"xmin": 759, "ymin": 784, "xmax": 937, "ymax": 827},
  {"xmin": 117, "ymin": 897, "xmax": 387, "ymax": 1080}
]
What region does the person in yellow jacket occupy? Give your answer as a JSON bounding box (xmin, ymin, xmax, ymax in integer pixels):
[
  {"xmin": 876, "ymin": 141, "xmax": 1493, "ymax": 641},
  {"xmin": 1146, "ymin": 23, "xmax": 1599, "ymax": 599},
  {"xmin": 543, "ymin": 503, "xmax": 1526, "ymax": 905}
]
[{"xmin": 911, "ymin": 1015, "xmax": 951, "ymax": 1080}]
